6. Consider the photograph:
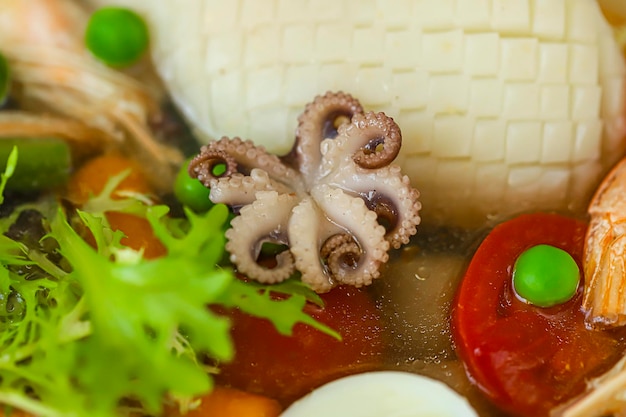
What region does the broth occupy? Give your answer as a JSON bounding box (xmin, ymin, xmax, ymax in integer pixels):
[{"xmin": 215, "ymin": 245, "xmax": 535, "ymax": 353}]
[{"xmin": 371, "ymin": 224, "xmax": 509, "ymax": 416}]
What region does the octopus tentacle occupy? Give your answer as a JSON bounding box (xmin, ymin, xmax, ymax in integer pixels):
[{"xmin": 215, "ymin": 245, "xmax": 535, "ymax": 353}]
[
  {"xmin": 373, "ymin": 172, "xmax": 421, "ymax": 248},
  {"xmin": 225, "ymin": 191, "xmax": 298, "ymax": 284},
  {"xmin": 311, "ymin": 184, "xmax": 389, "ymax": 288},
  {"xmin": 314, "ymin": 185, "xmax": 389, "ymax": 286},
  {"xmin": 326, "ymin": 165, "xmax": 421, "ymax": 248},
  {"xmin": 188, "ymin": 147, "xmax": 238, "ymax": 188},
  {"xmin": 321, "ymin": 112, "xmax": 402, "ymax": 173},
  {"xmin": 208, "ymin": 169, "xmax": 295, "ymax": 208},
  {"xmin": 288, "ymin": 197, "xmax": 337, "ymax": 293},
  {"xmin": 189, "ymin": 136, "xmax": 303, "ymax": 190},
  {"xmin": 290, "ymin": 91, "xmax": 364, "ymax": 183},
  {"xmin": 320, "ymin": 234, "xmax": 363, "ymax": 281}
]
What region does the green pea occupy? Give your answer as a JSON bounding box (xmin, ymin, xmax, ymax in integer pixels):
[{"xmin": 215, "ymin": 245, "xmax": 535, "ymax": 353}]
[
  {"xmin": 512, "ymin": 244, "xmax": 580, "ymax": 308},
  {"xmin": 174, "ymin": 158, "xmax": 214, "ymax": 213},
  {"xmin": 85, "ymin": 7, "xmax": 149, "ymax": 67},
  {"xmin": 0, "ymin": 52, "xmax": 10, "ymax": 105}
]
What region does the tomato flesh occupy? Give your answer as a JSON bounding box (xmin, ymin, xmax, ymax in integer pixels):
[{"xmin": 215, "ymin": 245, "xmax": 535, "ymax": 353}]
[
  {"xmin": 452, "ymin": 213, "xmax": 626, "ymax": 417},
  {"xmin": 216, "ymin": 285, "xmax": 385, "ymax": 405}
]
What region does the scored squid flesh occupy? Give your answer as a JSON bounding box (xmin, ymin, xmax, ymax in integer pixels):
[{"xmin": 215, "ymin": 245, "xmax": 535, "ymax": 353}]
[{"xmin": 85, "ymin": 0, "xmax": 626, "ymax": 227}]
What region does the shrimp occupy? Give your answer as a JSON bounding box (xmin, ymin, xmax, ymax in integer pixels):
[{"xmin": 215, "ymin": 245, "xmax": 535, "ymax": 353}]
[
  {"xmin": 582, "ymin": 158, "xmax": 626, "ymax": 328},
  {"xmin": 0, "ymin": 0, "xmax": 181, "ymax": 187},
  {"xmin": 554, "ymin": 158, "xmax": 626, "ymax": 416}
]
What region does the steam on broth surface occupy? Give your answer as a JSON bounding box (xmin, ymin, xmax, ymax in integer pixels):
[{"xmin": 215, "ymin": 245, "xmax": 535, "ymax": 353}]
[{"xmin": 1, "ymin": 0, "xmax": 626, "ymax": 416}]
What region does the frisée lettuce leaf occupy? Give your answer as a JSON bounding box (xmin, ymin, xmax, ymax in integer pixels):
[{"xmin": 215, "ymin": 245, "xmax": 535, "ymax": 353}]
[{"xmin": 0, "ymin": 149, "xmax": 338, "ymax": 417}]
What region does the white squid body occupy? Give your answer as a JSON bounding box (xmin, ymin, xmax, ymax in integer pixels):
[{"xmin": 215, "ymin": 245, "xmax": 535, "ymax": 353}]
[{"xmin": 89, "ymin": 0, "xmax": 626, "ymax": 227}]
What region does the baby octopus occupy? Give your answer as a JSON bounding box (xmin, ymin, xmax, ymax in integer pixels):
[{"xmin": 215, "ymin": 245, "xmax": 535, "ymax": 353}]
[{"xmin": 189, "ymin": 92, "xmax": 421, "ymax": 293}]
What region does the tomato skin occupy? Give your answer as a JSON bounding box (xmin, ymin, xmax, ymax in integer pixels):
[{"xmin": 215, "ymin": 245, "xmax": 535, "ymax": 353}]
[
  {"xmin": 215, "ymin": 285, "xmax": 385, "ymax": 405},
  {"xmin": 452, "ymin": 213, "xmax": 626, "ymax": 417}
]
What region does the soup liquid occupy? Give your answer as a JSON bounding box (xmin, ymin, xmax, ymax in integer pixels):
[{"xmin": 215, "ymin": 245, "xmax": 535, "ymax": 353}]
[{"xmin": 371, "ymin": 225, "xmax": 524, "ymax": 417}]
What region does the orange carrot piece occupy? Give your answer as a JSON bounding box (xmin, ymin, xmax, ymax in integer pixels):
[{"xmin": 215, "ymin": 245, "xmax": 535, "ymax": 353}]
[
  {"xmin": 104, "ymin": 211, "xmax": 167, "ymax": 259},
  {"xmin": 168, "ymin": 387, "xmax": 283, "ymax": 417},
  {"xmin": 66, "ymin": 152, "xmax": 166, "ymax": 258},
  {"xmin": 66, "ymin": 152, "xmax": 152, "ymax": 204}
]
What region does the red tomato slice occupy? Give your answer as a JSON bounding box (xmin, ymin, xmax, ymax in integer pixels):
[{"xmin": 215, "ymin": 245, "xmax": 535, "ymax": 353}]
[
  {"xmin": 452, "ymin": 213, "xmax": 626, "ymax": 417},
  {"xmin": 216, "ymin": 285, "xmax": 384, "ymax": 405}
]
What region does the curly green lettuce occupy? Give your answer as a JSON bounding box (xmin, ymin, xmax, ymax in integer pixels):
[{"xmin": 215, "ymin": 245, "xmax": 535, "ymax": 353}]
[{"xmin": 0, "ymin": 148, "xmax": 337, "ymax": 417}]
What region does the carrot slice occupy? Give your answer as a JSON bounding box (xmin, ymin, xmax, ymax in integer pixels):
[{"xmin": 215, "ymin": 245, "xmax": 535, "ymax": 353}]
[
  {"xmin": 168, "ymin": 387, "xmax": 282, "ymax": 417},
  {"xmin": 66, "ymin": 152, "xmax": 166, "ymax": 258}
]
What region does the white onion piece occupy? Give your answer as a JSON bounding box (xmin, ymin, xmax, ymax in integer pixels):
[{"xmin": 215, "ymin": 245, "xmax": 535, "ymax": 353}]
[
  {"xmin": 87, "ymin": 0, "xmax": 626, "ymax": 227},
  {"xmin": 279, "ymin": 371, "xmax": 478, "ymax": 417}
]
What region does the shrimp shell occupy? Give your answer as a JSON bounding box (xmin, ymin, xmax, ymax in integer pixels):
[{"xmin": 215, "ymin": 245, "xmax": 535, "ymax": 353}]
[{"xmin": 583, "ymin": 158, "xmax": 626, "ymax": 327}]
